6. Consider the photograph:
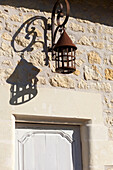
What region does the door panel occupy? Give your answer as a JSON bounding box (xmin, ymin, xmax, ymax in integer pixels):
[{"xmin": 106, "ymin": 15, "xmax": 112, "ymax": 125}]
[{"xmin": 15, "ymin": 126, "xmax": 82, "ymax": 170}]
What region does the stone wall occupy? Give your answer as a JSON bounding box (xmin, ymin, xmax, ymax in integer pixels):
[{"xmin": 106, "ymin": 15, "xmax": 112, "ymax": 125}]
[{"xmin": 0, "ymin": 0, "xmax": 113, "ymax": 139}]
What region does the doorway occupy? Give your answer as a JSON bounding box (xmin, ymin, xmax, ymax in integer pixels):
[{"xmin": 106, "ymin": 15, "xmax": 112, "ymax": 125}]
[{"xmin": 15, "ymin": 123, "xmax": 82, "ymax": 170}]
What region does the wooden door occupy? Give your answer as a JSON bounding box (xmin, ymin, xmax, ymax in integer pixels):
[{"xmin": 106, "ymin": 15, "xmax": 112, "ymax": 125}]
[{"xmin": 15, "ymin": 125, "xmax": 82, "ymax": 170}]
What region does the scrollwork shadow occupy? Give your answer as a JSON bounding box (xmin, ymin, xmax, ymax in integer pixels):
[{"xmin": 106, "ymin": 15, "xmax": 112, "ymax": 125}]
[{"xmin": 11, "ymin": 15, "xmax": 49, "ymax": 65}]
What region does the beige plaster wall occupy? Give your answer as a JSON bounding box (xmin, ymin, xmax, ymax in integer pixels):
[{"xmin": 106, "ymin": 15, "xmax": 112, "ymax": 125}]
[
  {"xmin": 0, "ymin": 0, "xmax": 112, "ymax": 134},
  {"xmin": 0, "ymin": 85, "xmax": 113, "ymax": 170},
  {"xmin": 0, "ymin": 0, "xmax": 113, "ymax": 170}
]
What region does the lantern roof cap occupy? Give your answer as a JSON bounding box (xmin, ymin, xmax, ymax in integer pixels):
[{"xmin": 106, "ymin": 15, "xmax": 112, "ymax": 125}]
[{"xmin": 54, "ymin": 30, "xmax": 77, "ymax": 50}]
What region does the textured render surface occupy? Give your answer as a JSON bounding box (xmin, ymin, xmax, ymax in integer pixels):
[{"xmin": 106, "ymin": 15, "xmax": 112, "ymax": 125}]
[
  {"xmin": 0, "ymin": 0, "xmax": 112, "ymax": 130},
  {"xmin": 0, "ymin": 0, "xmax": 113, "ymax": 169},
  {"xmin": 0, "ymin": 85, "xmax": 112, "ymax": 170}
]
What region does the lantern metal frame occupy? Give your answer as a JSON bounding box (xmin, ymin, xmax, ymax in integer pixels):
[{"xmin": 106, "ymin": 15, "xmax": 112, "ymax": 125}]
[{"xmin": 49, "ymin": 0, "xmax": 77, "ymax": 74}]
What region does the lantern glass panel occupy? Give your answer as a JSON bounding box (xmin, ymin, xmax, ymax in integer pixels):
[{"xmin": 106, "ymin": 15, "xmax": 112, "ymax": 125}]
[{"xmin": 55, "ymin": 47, "xmax": 76, "ymax": 74}]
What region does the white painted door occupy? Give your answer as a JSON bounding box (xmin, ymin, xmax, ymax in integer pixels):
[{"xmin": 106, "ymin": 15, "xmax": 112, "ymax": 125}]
[{"xmin": 15, "ymin": 126, "xmax": 82, "ymax": 170}]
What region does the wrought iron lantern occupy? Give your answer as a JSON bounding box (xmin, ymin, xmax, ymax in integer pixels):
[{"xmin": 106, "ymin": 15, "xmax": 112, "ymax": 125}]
[
  {"xmin": 54, "ymin": 30, "xmax": 77, "ymax": 74},
  {"xmin": 50, "ymin": 0, "xmax": 77, "ymax": 74}
]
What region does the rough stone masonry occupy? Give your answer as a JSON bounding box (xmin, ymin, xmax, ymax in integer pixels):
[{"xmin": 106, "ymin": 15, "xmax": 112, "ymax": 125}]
[{"xmin": 0, "ymin": 0, "xmax": 113, "ymax": 141}]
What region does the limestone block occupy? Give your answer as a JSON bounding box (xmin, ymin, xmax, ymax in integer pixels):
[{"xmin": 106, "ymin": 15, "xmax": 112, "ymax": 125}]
[
  {"xmin": 78, "ymin": 36, "xmax": 91, "ymax": 46},
  {"xmin": 104, "ymin": 97, "xmax": 108, "ymax": 104},
  {"xmin": 15, "ymin": 36, "xmax": 30, "ymax": 47},
  {"xmin": 90, "ymin": 82, "xmax": 111, "ymax": 92},
  {"xmin": 77, "ymin": 79, "xmax": 88, "ymax": 89},
  {"xmin": 23, "ymin": 14, "xmax": 33, "ymax": 22},
  {"xmin": 84, "ymin": 66, "xmax": 102, "ymax": 81},
  {"xmin": 47, "ymin": 53, "xmax": 52, "ymax": 61},
  {"xmin": 92, "ymin": 42, "xmax": 104, "ymax": 49},
  {"xmin": 107, "ymin": 45, "xmax": 113, "ymax": 52},
  {"xmin": 75, "ymin": 58, "xmax": 84, "ymax": 67},
  {"xmin": 107, "ymin": 103, "xmax": 112, "ymax": 108},
  {"xmin": 0, "ymin": 69, "xmax": 10, "ymax": 82},
  {"xmin": 105, "ymin": 115, "xmax": 113, "ymax": 127},
  {"xmin": 30, "ymin": 52, "xmax": 45, "ymax": 66},
  {"xmin": 40, "ymin": 20, "xmax": 45, "ymax": 29},
  {"xmin": 0, "ymin": 68, "xmax": 13, "ymax": 82},
  {"xmin": 33, "ymin": 19, "xmax": 39, "ymax": 25},
  {"xmin": 104, "ymin": 27, "xmax": 113, "ymax": 35},
  {"xmin": 5, "ymin": 23, "xmax": 12, "ymax": 32},
  {"xmin": 20, "ymin": 7, "xmax": 31, "ymax": 12},
  {"xmin": 88, "ymin": 26, "xmax": 96, "ymax": 34},
  {"xmin": 75, "ymin": 50, "xmax": 83, "ymax": 56},
  {"xmin": 2, "ymin": 60, "xmax": 12, "ymax": 66},
  {"xmin": 76, "ymin": 18, "xmax": 91, "ymax": 24},
  {"xmin": 98, "ymin": 25, "xmax": 103, "ymax": 34},
  {"xmin": 110, "ymin": 55, "xmax": 113, "ymax": 65},
  {"xmin": 38, "ymin": 77, "xmax": 46, "ymax": 85},
  {"xmin": 10, "ymin": 15, "xmax": 21, "ymax": 22},
  {"xmin": 2, "ymin": 32, "xmax": 12, "ymax": 41},
  {"xmin": 0, "ymin": 11, "xmax": 8, "ymax": 19},
  {"xmin": 101, "ymin": 83, "xmax": 111, "ymax": 92},
  {"xmin": 49, "ymin": 61, "xmax": 55, "ymax": 72},
  {"xmin": 47, "ymin": 17, "xmax": 51, "ymax": 26},
  {"xmin": 89, "ymin": 35, "xmax": 98, "ymax": 41},
  {"xmin": 73, "ymin": 70, "xmax": 80, "ymax": 76},
  {"xmin": 105, "ymin": 68, "xmax": 113, "ymax": 80},
  {"xmin": 19, "ymin": 12, "xmax": 22, "ymax": 16},
  {"xmin": 21, "ymin": 7, "xmax": 40, "ymax": 13},
  {"xmin": 69, "ymin": 23, "xmax": 84, "ymax": 32},
  {"xmin": 47, "ymin": 32, "xmax": 51, "ymax": 41},
  {"xmin": 88, "ymin": 51, "xmax": 101, "ymax": 64},
  {"xmin": 90, "ymin": 82, "xmax": 101, "ymax": 91},
  {"xmin": 0, "ymin": 24, "xmax": 2, "ymax": 31},
  {"xmin": 43, "ymin": 12, "xmax": 51, "ymax": 18},
  {"xmin": 0, "ymin": 49, "xmax": 6, "ymax": 56},
  {"xmin": 109, "ymin": 38, "xmax": 113, "ymax": 43},
  {"xmin": 49, "ymin": 75, "xmax": 75, "ymax": 89},
  {"xmin": 33, "ymin": 41, "xmax": 43, "ymax": 49},
  {"xmin": 35, "ymin": 28, "xmax": 42, "ymax": 37},
  {"xmin": 104, "ymin": 58, "xmax": 109, "ymax": 65},
  {"xmin": 5, "ymin": 68, "xmax": 13, "ymax": 75},
  {"xmin": 22, "ymin": 27, "xmax": 42, "ymax": 37},
  {"xmin": 1, "ymin": 42, "xmax": 11, "ymax": 52}
]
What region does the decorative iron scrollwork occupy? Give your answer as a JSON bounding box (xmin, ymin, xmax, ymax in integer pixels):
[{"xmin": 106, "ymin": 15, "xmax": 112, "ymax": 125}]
[{"xmin": 51, "ymin": 0, "xmax": 70, "ymax": 50}]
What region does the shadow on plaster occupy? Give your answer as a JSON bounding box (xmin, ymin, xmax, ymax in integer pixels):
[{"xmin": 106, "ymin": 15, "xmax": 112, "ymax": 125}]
[
  {"xmin": 6, "ymin": 15, "xmax": 49, "ymax": 105},
  {"xmin": 6, "ymin": 57, "xmax": 40, "ymax": 105},
  {"xmin": 11, "ymin": 16, "xmax": 49, "ymax": 65}
]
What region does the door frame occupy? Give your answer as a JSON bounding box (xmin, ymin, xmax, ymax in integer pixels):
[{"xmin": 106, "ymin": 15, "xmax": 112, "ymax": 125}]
[{"xmin": 14, "ymin": 114, "xmax": 90, "ymax": 170}]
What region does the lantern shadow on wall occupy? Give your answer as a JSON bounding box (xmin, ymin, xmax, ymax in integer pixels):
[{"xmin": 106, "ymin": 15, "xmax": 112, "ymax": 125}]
[
  {"xmin": 6, "ymin": 57, "xmax": 40, "ymax": 105},
  {"xmin": 7, "ymin": 15, "xmax": 48, "ymax": 105}
]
